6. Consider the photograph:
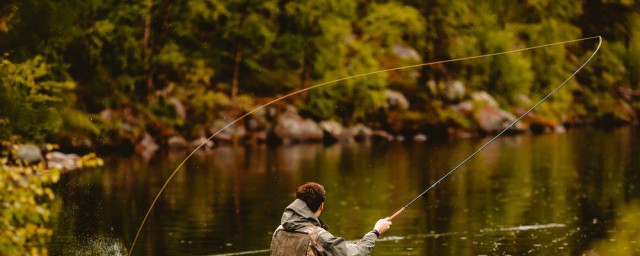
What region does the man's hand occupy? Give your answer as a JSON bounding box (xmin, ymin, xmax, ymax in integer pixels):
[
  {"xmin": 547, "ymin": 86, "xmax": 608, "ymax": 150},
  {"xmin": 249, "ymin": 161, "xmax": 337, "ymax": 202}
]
[{"xmin": 373, "ymin": 217, "xmax": 392, "ymax": 234}]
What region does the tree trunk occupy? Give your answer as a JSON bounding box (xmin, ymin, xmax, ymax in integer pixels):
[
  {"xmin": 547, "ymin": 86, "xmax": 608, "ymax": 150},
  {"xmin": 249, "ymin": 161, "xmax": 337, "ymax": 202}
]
[
  {"xmin": 143, "ymin": 0, "xmax": 153, "ymax": 100},
  {"xmin": 143, "ymin": 0, "xmax": 152, "ymax": 60},
  {"xmin": 231, "ymin": 47, "xmax": 242, "ymax": 108},
  {"xmin": 300, "ymin": 60, "xmax": 311, "ymax": 102}
]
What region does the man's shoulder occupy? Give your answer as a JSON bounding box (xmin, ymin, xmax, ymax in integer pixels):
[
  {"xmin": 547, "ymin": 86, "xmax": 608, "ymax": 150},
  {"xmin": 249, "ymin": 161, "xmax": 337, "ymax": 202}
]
[{"xmin": 297, "ymin": 226, "xmax": 327, "ymax": 237}]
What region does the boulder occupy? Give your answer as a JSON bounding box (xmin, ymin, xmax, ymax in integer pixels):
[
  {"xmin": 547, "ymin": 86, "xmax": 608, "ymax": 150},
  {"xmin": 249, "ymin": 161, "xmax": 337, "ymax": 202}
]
[
  {"xmin": 413, "ymin": 134, "xmax": 427, "ymax": 141},
  {"xmin": 190, "ymin": 137, "xmax": 214, "ymax": 149},
  {"xmin": 274, "ymin": 108, "xmax": 323, "ymax": 143},
  {"xmin": 319, "ymin": 120, "xmax": 351, "ymax": 142},
  {"xmin": 46, "ymin": 151, "xmax": 80, "ymax": 172},
  {"xmin": 392, "ymin": 44, "xmax": 421, "ymax": 61},
  {"xmin": 16, "ymin": 144, "xmax": 43, "ymax": 164},
  {"xmin": 136, "ymin": 133, "xmax": 159, "ymax": 159},
  {"xmin": 469, "ymin": 91, "xmax": 527, "ymax": 133},
  {"xmin": 473, "ymin": 107, "xmax": 525, "ymax": 133},
  {"xmin": 168, "ymin": 136, "xmax": 189, "ymax": 150},
  {"xmin": 210, "ymin": 119, "xmax": 247, "ymax": 143},
  {"xmin": 372, "ymin": 130, "xmax": 394, "ymax": 141},
  {"xmin": 450, "ymin": 100, "xmax": 474, "ymax": 114},
  {"xmin": 349, "ymin": 123, "xmax": 373, "ymax": 141},
  {"xmin": 471, "ymin": 91, "xmax": 499, "ymax": 108},
  {"xmin": 442, "ymin": 80, "xmax": 466, "ymax": 101},
  {"xmin": 385, "ymin": 90, "xmax": 410, "ymax": 110},
  {"xmin": 99, "ymin": 108, "xmax": 114, "ymax": 121}
]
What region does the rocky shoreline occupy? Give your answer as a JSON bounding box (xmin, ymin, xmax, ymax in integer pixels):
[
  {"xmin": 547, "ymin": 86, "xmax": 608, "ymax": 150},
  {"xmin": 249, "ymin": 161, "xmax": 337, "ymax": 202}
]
[
  {"xmin": 2, "ymin": 143, "xmax": 103, "ymax": 173},
  {"xmin": 48, "ymin": 82, "xmax": 640, "ymax": 161},
  {"xmin": 132, "ymin": 89, "xmax": 637, "ymax": 158}
]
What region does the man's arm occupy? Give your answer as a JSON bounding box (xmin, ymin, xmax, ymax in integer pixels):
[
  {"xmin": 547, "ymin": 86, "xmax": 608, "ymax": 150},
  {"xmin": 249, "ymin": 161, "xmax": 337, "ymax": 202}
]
[{"xmin": 316, "ymin": 218, "xmax": 392, "ymax": 256}]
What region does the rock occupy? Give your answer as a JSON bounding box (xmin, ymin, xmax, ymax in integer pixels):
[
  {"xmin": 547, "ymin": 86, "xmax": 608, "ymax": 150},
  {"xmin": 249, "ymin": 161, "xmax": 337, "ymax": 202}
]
[
  {"xmin": 168, "ymin": 136, "xmax": 189, "ymax": 150},
  {"xmin": 427, "ymin": 80, "xmax": 437, "ymax": 94},
  {"xmin": 99, "ymin": 108, "xmax": 113, "ymax": 121},
  {"xmin": 16, "ymin": 144, "xmax": 43, "ymax": 164},
  {"xmin": 450, "ymin": 100, "xmax": 474, "ymax": 114},
  {"xmin": 516, "ymin": 94, "xmax": 532, "ymax": 105},
  {"xmin": 372, "ymin": 130, "xmax": 394, "ymax": 141},
  {"xmin": 385, "ymin": 90, "xmax": 410, "ymax": 110},
  {"xmin": 46, "ymin": 151, "xmax": 80, "ymax": 172},
  {"xmin": 349, "ymin": 123, "xmax": 373, "ymax": 141},
  {"xmin": 413, "ymin": 134, "xmax": 427, "ymax": 141},
  {"xmin": 319, "ymin": 120, "xmax": 351, "ymax": 142},
  {"xmin": 442, "ymin": 80, "xmax": 466, "ymax": 101},
  {"xmin": 190, "ymin": 137, "xmax": 214, "ymax": 149},
  {"xmin": 473, "ymin": 107, "xmax": 525, "ymax": 133},
  {"xmin": 392, "ymin": 44, "xmax": 421, "ymax": 61},
  {"xmin": 136, "ymin": 133, "xmax": 159, "ymax": 159},
  {"xmin": 469, "ymin": 91, "xmax": 527, "ymax": 133},
  {"xmin": 471, "ymin": 91, "xmax": 498, "ymax": 108},
  {"xmin": 448, "ymin": 128, "xmax": 475, "ymax": 139},
  {"xmin": 613, "ymin": 99, "xmax": 636, "ymax": 123},
  {"xmin": 246, "ymin": 108, "xmax": 269, "ymax": 131},
  {"xmin": 553, "ymin": 125, "xmax": 566, "ymax": 133},
  {"xmin": 210, "ymin": 119, "xmax": 247, "ymax": 143},
  {"xmin": 274, "ymin": 108, "xmax": 323, "ymax": 143}
]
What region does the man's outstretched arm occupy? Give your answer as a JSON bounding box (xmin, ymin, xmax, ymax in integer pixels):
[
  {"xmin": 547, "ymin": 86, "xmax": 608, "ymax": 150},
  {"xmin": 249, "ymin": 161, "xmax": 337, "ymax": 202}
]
[{"xmin": 317, "ymin": 218, "xmax": 392, "ymax": 256}]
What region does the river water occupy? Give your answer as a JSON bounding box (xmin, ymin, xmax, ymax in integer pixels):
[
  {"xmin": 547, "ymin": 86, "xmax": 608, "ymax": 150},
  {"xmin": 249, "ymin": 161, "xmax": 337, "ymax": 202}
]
[{"xmin": 48, "ymin": 127, "xmax": 640, "ymax": 255}]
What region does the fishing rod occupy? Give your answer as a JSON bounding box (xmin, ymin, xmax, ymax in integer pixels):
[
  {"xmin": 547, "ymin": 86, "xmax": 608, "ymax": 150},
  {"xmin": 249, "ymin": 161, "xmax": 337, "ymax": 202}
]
[
  {"xmin": 128, "ymin": 35, "xmax": 601, "ymax": 255},
  {"xmin": 388, "ymin": 35, "xmax": 602, "ymax": 221}
]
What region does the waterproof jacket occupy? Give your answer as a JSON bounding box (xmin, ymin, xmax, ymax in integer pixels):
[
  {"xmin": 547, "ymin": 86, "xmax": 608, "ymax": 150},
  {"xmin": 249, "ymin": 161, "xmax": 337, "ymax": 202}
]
[{"xmin": 270, "ymin": 199, "xmax": 378, "ymax": 256}]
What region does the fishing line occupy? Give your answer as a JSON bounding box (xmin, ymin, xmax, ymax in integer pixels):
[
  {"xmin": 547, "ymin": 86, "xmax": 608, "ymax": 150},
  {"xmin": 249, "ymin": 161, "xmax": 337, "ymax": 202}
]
[
  {"xmin": 387, "ymin": 35, "xmax": 602, "ymax": 220},
  {"xmin": 128, "ymin": 35, "xmax": 602, "ymax": 255}
]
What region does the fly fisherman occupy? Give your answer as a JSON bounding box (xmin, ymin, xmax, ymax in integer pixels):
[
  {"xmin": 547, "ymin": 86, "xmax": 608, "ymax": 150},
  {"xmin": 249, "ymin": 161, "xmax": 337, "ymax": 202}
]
[{"xmin": 270, "ymin": 182, "xmax": 392, "ymax": 255}]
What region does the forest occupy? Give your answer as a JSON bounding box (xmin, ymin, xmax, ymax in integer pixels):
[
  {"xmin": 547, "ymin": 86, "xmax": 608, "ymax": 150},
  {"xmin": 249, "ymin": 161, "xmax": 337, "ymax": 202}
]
[{"xmin": 1, "ymin": 0, "xmax": 639, "ymax": 151}]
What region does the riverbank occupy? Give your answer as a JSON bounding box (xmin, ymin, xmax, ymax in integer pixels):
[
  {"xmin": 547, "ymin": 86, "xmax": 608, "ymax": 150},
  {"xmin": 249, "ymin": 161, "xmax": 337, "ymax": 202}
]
[{"xmin": 50, "ymin": 81, "xmax": 638, "ymax": 160}]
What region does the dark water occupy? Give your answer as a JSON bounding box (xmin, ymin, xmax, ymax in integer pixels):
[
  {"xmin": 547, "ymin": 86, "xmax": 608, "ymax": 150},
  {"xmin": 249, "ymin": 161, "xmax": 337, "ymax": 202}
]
[{"xmin": 48, "ymin": 127, "xmax": 640, "ymax": 255}]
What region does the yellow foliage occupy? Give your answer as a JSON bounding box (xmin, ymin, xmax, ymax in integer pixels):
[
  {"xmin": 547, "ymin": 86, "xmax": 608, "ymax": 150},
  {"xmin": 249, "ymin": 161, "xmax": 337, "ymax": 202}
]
[{"xmin": 0, "ymin": 165, "xmax": 59, "ymax": 255}]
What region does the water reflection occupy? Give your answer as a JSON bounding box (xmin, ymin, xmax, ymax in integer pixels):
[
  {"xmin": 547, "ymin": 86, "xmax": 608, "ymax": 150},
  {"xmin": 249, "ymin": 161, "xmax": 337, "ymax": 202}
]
[{"xmin": 49, "ymin": 127, "xmax": 640, "ymax": 255}]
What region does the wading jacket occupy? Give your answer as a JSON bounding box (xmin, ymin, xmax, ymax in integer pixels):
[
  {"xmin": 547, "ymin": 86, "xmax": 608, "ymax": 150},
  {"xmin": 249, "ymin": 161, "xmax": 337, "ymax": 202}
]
[{"xmin": 270, "ymin": 199, "xmax": 378, "ymax": 256}]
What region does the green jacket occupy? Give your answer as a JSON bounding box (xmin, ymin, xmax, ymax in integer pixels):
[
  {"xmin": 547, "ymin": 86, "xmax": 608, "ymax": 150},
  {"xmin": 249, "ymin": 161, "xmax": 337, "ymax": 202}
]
[{"xmin": 270, "ymin": 199, "xmax": 378, "ymax": 256}]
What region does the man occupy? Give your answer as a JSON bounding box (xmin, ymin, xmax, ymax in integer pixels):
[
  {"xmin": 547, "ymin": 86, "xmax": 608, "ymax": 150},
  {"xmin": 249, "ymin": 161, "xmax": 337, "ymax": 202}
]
[{"xmin": 271, "ymin": 182, "xmax": 392, "ymax": 255}]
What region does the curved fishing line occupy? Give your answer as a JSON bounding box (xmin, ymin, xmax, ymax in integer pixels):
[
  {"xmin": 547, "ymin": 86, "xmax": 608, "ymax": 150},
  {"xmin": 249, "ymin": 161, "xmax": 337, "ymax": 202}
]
[
  {"xmin": 128, "ymin": 35, "xmax": 601, "ymax": 255},
  {"xmin": 388, "ymin": 35, "xmax": 602, "ymax": 220}
]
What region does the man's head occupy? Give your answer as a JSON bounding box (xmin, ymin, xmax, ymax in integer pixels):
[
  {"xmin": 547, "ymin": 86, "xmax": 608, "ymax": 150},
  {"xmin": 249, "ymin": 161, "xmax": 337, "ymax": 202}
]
[{"xmin": 296, "ymin": 182, "xmax": 326, "ymax": 216}]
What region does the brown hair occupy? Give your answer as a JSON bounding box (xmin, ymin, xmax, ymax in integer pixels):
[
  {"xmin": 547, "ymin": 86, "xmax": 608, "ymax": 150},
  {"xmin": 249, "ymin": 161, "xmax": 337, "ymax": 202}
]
[{"xmin": 296, "ymin": 182, "xmax": 326, "ymax": 212}]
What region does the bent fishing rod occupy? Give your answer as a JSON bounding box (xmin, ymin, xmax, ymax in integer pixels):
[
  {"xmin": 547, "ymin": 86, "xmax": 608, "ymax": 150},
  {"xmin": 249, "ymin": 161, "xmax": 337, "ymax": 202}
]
[
  {"xmin": 388, "ymin": 35, "xmax": 602, "ymax": 221},
  {"xmin": 128, "ymin": 35, "xmax": 601, "ymax": 255}
]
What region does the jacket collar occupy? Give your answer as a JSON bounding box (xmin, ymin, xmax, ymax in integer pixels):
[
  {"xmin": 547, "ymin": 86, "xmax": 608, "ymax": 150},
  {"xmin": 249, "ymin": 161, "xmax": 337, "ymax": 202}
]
[{"xmin": 280, "ymin": 199, "xmax": 324, "ymax": 231}]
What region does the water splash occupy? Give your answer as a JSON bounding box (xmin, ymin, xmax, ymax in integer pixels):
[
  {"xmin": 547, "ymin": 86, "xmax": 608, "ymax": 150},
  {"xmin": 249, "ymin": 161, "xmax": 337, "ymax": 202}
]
[{"xmin": 63, "ymin": 236, "xmax": 127, "ymax": 256}]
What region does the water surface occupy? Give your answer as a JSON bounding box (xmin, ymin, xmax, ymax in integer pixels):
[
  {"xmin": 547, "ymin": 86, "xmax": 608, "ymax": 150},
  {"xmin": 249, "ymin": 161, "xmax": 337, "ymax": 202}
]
[{"xmin": 49, "ymin": 127, "xmax": 640, "ymax": 255}]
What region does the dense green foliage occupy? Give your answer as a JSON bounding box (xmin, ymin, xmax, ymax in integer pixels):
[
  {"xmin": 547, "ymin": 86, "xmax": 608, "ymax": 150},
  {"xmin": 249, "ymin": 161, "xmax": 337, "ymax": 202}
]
[
  {"xmin": 0, "ymin": 163, "xmax": 59, "ymax": 255},
  {"xmin": 0, "ymin": 0, "xmax": 639, "ymax": 143}
]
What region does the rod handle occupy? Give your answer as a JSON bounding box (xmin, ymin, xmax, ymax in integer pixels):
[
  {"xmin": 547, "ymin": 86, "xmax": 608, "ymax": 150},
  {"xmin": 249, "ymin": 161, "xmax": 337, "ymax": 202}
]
[{"xmin": 388, "ymin": 207, "xmax": 405, "ymax": 221}]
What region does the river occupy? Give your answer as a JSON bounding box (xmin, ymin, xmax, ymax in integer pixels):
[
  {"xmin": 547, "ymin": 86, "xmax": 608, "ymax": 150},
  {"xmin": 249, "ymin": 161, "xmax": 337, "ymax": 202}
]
[{"xmin": 48, "ymin": 127, "xmax": 640, "ymax": 255}]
